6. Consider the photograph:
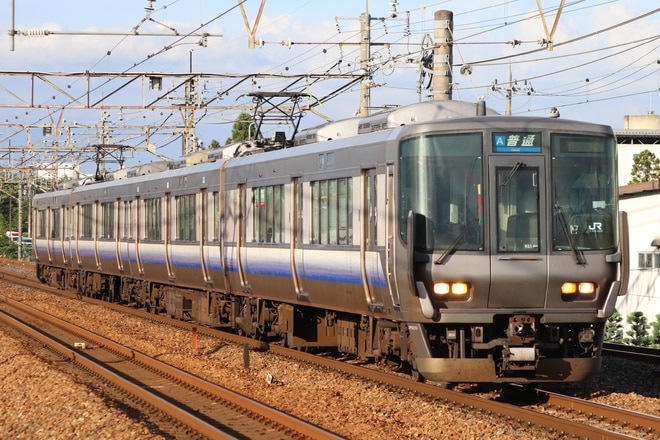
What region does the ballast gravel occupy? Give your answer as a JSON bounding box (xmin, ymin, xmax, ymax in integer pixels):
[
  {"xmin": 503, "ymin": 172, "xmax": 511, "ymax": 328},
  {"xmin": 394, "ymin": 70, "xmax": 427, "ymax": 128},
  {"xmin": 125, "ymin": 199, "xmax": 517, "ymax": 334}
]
[{"xmin": 1, "ymin": 260, "xmax": 658, "ymax": 439}]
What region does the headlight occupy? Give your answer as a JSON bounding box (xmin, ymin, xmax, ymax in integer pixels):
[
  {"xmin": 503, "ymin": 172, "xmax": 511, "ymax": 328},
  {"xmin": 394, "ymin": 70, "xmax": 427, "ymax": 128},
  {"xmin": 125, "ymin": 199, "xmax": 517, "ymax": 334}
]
[
  {"xmin": 434, "ymin": 282, "xmax": 450, "ymax": 295},
  {"xmin": 433, "ymin": 282, "xmax": 470, "ymax": 298},
  {"xmin": 561, "ymin": 281, "xmax": 596, "ymax": 300}
]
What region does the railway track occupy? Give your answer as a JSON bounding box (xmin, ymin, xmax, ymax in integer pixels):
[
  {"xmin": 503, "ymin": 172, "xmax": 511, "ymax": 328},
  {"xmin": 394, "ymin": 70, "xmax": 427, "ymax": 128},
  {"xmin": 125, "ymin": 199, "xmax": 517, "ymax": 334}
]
[
  {"xmin": 526, "ymin": 388, "xmax": 660, "ymax": 438},
  {"xmin": 0, "ymin": 292, "xmax": 341, "ymax": 440},
  {"xmin": 603, "ymin": 341, "xmax": 660, "ymax": 364},
  {"xmin": 1, "ymin": 266, "xmax": 658, "ymax": 439}
]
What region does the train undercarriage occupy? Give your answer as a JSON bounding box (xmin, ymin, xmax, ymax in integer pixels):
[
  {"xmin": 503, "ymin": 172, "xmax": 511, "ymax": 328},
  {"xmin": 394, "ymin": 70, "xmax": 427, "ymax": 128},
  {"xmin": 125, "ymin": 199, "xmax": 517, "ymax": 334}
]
[{"xmin": 37, "ymin": 264, "xmax": 604, "ymax": 383}]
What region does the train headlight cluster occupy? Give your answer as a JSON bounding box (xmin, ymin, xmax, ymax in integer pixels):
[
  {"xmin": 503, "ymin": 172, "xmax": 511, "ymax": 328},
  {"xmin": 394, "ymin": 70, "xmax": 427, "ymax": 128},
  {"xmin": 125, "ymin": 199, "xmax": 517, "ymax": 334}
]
[
  {"xmin": 561, "ymin": 281, "xmax": 596, "ymax": 300},
  {"xmin": 434, "ymin": 281, "xmax": 470, "ymax": 298}
]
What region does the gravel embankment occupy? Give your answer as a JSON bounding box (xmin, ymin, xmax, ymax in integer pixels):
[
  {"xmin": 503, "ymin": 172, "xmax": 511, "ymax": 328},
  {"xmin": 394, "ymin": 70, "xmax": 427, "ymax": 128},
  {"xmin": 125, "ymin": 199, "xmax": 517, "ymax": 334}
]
[{"xmin": 1, "ymin": 260, "xmax": 658, "ymax": 439}]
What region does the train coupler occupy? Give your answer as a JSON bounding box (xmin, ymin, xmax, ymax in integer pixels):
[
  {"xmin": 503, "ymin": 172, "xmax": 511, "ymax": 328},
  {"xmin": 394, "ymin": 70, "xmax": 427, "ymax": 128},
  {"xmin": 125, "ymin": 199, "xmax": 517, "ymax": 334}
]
[
  {"xmin": 502, "ymin": 315, "xmax": 539, "ymax": 371},
  {"xmin": 501, "ymin": 343, "xmax": 539, "ymax": 371}
]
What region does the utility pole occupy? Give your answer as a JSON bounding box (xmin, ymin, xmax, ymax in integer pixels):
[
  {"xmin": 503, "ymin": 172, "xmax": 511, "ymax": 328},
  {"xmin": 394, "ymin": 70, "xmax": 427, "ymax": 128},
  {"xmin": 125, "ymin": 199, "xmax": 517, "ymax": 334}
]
[
  {"xmin": 359, "ymin": 11, "xmax": 371, "ymax": 117},
  {"xmin": 489, "ymin": 63, "xmax": 534, "ymax": 116},
  {"xmin": 433, "ymin": 10, "xmax": 453, "ymax": 101},
  {"xmin": 338, "ymin": 1, "xmax": 407, "ymax": 116},
  {"xmin": 183, "ymin": 77, "xmax": 198, "ymax": 155}
]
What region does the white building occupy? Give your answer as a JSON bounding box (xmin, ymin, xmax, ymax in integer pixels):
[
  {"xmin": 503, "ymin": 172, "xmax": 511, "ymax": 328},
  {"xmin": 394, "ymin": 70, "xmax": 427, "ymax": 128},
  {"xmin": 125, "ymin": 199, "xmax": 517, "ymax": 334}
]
[
  {"xmin": 615, "ymin": 113, "xmax": 660, "ymax": 324},
  {"xmin": 36, "ymin": 162, "xmax": 80, "ymax": 181}
]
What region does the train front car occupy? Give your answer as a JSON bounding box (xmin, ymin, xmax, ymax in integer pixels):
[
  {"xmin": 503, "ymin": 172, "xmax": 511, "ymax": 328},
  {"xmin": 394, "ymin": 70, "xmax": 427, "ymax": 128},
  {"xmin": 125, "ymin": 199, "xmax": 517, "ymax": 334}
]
[{"xmin": 396, "ymin": 116, "xmax": 628, "ymax": 383}]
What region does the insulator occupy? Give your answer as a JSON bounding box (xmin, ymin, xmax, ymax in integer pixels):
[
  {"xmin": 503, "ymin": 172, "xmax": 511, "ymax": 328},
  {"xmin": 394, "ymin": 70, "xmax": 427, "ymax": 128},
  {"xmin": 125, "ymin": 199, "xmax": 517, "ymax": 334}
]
[{"xmin": 22, "ymin": 29, "xmax": 49, "ymax": 37}]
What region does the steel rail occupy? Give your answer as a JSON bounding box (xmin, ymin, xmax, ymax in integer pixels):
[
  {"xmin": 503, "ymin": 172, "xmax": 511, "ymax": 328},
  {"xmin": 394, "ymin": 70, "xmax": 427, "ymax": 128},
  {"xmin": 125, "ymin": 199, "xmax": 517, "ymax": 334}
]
[{"xmin": 0, "ymin": 293, "xmax": 342, "ymax": 440}]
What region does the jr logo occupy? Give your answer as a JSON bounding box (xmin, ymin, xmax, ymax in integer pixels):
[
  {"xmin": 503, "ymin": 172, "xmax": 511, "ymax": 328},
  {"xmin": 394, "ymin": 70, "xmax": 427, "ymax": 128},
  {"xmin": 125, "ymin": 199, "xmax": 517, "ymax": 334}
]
[
  {"xmin": 588, "ymin": 222, "xmax": 603, "ymax": 232},
  {"xmin": 570, "ymin": 222, "xmax": 603, "ymax": 234}
]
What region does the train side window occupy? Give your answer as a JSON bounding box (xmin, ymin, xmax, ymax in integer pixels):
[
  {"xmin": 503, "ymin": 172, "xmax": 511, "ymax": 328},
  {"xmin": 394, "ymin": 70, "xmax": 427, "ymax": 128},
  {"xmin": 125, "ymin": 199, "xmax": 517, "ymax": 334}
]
[
  {"xmin": 252, "ymin": 185, "xmax": 284, "ymax": 243},
  {"xmin": 310, "ymin": 177, "xmax": 352, "ymax": 245}
]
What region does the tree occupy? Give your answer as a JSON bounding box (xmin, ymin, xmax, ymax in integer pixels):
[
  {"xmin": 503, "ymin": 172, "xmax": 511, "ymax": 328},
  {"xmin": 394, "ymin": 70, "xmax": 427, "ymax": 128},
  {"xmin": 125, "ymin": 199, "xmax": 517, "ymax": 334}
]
[
  {"xmin": 604, "ymin": 309, "xmax": 624, "ymax": 342},
  {"xmin": 629, "ymin": 149, "xmax": 660, "ymax": 184},
  {"xmin": 624, "ymin": 311, "xmax": 651, "ymax": 346},
  {"xmin": 650, "ymin": 314, "xmax": 660, "ymax": 348},
  {"xmin": 225, "ymin": 112, "xmax": 254, "ymax": 144},
  {"xmin": 0, "ymin": 234, "xmax": 18, "ymax": 259}
]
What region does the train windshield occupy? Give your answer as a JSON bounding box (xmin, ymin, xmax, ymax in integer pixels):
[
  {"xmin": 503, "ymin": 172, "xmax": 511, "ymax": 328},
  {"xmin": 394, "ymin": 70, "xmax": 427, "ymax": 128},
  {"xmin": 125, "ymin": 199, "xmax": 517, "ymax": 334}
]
[
  {"xmin": 551, "ymin": 134, "xmax": 617, "ymax": 250},
  {"xmin": 399, "ymin": 133, "xmax": 484, "ymax": 251}
]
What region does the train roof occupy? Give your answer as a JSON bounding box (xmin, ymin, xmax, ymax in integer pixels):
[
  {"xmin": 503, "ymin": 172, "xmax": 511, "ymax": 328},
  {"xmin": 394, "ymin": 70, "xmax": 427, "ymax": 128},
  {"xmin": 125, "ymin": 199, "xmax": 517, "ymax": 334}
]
[
  {"xmin": 40, "ymin": 100, "xmax": 614, "ymax": 194},
  {"xmin": 293, "ymin": 100, "xmax": 498, "ymax": 146}
]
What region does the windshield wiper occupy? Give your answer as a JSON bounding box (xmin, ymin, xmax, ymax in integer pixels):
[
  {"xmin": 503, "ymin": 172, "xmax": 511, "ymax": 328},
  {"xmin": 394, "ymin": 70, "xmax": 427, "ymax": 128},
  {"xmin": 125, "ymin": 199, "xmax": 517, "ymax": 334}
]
[
  {"xmin": 555, "ymin": 200, "xmax": 587, "ymax": 266},
  {"xmin": 500, "ymin": 161, "xmax": 525, "ymax": 187},
  {"xmin": 435, "ymin": 218, "xmax": 478, "ymax": 265}
]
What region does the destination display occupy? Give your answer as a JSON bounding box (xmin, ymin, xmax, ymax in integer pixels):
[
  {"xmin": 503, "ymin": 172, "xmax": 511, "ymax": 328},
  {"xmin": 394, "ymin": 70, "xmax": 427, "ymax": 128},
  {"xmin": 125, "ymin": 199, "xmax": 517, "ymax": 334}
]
[{"xmin": 493, "ymin": 132, "xmax": 542, "ymax": 153}]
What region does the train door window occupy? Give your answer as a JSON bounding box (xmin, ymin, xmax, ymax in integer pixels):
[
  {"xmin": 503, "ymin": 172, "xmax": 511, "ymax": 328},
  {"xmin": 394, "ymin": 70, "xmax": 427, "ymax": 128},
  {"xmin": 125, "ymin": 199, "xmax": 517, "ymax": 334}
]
[
  {"xmin": 252, "ymin": 185, "xmax": 284, "ymax": 243},
  {"xmin": 212, "ymin": 191, "xmax": 220, "ymax": 242},
  {"xmin": 50, "ymin": 208, "xmax": 61, "ymax": 239},
  {"xmin": 292, "ymin": 179, "xmax": 303, "ymax": 246},
  {"xmin": 66, "ymin": 207, "xmax": 71, "ymax": 238},
  {"xmin": 101, "ymin": 202, "xmax": 115, "ymax": 239},
  {"xmin": 364, "ymin": 169, "xmax": 377, "ymax": 247},
  {"xmin": 175, "ymin": 194, "xmax": 196, "ymax": 241},
  {"xmin": 122, "ymin": 201, "xmax": 133, "ymax": 239},
  {"xmin": 329, "ymin": 180, "xmax": 338, "ymax": 245},
  {"xmin": 145, "ymin": 198, "xmax": 162, "ymax": 240},
  {"xmin": 37, "ymin": 210, "xmax": 46, "ymax": 238},
  {"xmin": 338, "ymin": 178, "xmax": 352, "ymax": 245},
  {"xmin": 497, "ymin": 166, "xmax": 539, "ymax": 253},
  {"xmin": 81, "ymin": 204, "xmax": 93, "ymax": 239}
]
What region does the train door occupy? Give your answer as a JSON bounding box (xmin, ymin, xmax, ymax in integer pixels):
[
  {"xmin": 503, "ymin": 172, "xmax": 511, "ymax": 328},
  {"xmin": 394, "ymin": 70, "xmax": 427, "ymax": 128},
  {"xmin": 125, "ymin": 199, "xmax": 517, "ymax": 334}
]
[
  {"xmin": 488, "ymin": 156, "xmax": 548, "ymax": 308},
  {"xmin": 200, "ymin": 189, "xmax": 211, "ymax": 285},
  {"xmin": 74, "ymin": 203, "xmax": 81, "ymax": 267},
  {"xmin": 361, "ymin": 168, "xmax": 382, "ymax": 309},
  {"xmin": 119, "ymin": 200, "xmax": 131, "ymax": 276},
  {"xmin": 165, "ymin": 193, "xmax": 174, "ymax": 280},
  {"xmin": 134, "ymin": 198, "xmax": 144, "ymax": 275},
  {"xmin": 291, "ymin": 177, "xmax": 308, "ymax": 299},
  {"xmin": 385, "ymin": 165, "xmax": 401, "ymax": 309},
  {"xmin": 114, "ymin": 199, "xmax": 123, "ymax": 272},
  {"xmin": 93, "ymin": 202, "xmax": 101, "ymax": 270},
  {"xmin": 62, "ymin": 206, "xmax": 72, "ymax": 267},
  {"xmin": 236, "ymin": 184, "xmax": 250, "ymax": 289}
]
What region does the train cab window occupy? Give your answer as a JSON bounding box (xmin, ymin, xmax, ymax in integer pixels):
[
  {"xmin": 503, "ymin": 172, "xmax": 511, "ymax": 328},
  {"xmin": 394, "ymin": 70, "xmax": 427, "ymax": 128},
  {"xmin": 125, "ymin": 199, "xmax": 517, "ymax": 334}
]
[
  {"xmin": 311, "ymin": 178, "xmax": 353, "ymax": 245},
  {"xmin": 252, "ymin": 185, "xmax": 283, "ymax": 243},
  {"xmin": 175, "ymin": 194, "xmax": 196, "ymax": 241},
  {"xmin": 399, "ymin": 133, "xmax": 483, "ymax": 251},
  {"xmin": 551, "ymin": 134, "xmax": 617, "ymax": 251},
  {"xmin": 144, "ymin": 198, "xmax": 162, "ymax": 241}
]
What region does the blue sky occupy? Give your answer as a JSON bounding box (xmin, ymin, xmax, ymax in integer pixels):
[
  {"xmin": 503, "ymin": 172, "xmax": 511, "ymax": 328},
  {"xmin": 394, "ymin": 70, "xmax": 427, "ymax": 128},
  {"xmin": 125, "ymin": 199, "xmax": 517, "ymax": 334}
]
[{"xmin": 1, "ymin": 1, "xmax": 658, "ymax": 168}]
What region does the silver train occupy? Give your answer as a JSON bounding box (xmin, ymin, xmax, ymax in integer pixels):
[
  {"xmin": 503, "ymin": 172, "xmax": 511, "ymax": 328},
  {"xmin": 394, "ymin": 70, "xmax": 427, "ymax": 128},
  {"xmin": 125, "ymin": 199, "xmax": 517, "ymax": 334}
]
[{"xmin": 33, "ymin": 100, "xmax": 629, "ymax": 383}]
